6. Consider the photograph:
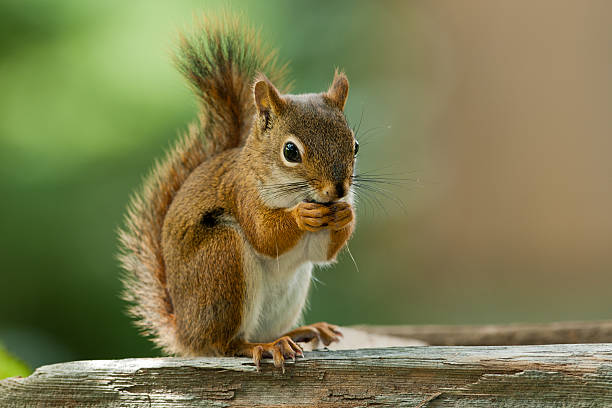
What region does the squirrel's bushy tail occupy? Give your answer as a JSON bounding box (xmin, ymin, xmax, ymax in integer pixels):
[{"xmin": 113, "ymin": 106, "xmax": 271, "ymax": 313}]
[
  {"xmin": 176, "ymin": 15, "xmax": 289, "ymax": 152},
  {"xmin": 118, "ymin": 15, "xmax": 288, "ymax": 354}
]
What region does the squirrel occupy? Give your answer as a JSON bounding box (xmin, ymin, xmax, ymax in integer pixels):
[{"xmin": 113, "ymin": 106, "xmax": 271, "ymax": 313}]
[{"xmin": 118, "ymin": 16, "xmax": 357, "ymax": 371}]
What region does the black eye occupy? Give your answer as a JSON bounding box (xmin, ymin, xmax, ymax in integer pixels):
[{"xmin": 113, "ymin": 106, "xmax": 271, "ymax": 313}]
[
  {"xmin": 283, "ymin": 142, "xmax": 301, "ymax": 163},
  {"xmin": 354, "ymin": 140, "xmax": 360, "ymax": 156}
]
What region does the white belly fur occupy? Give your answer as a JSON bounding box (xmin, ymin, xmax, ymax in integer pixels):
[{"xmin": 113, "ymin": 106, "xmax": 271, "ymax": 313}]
[{"xmin": 238, "ymin": 229, "xmax": 332, "ymax": 343}]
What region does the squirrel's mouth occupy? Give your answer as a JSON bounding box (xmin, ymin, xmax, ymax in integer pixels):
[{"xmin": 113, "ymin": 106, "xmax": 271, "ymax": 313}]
[
  {"xmin": 304, "ymin": 197, "xmax": 335, "ymax": 205},
  {"xmin": 305, "ymin": 189, "xmax": 346, "ymax": 205}
]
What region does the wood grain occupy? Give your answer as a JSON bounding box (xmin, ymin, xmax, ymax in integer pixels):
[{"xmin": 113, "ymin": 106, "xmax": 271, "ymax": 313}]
[
  {"xmin": 2, "ymin": 343, "xmax": 612, "ymax": 407},
  {"xmin": 354, "ymin": 320, "xmax": 612, "ymax": 346}
]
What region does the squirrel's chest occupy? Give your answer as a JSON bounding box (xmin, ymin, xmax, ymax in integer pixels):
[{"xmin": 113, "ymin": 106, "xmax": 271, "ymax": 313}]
[{"xmin": 239, "ymin": 231, "xmax": 331, "ymax": 342}]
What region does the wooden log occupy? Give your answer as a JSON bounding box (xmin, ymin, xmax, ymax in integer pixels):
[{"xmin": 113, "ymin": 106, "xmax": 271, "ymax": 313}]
[
  {"xmin": 354, "ymin": 320, "xmax": 612, "ymax": 346},
  {"xmin": 2, "ymin": 343, "xmax": 612, "ymax": 407}
]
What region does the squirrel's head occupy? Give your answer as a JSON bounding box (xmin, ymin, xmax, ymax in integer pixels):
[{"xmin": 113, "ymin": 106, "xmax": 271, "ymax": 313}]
[{"xmin": 249, "ymin": 71, "xmax": 357, "ymax": 208}]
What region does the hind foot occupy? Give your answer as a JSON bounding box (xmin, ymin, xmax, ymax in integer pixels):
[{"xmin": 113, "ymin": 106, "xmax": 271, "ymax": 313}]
[
  {"xmin": 233, "ymin": 336, "xmax": 303, "ymax": 373},
  {"xmin": 283, "ymin": 322, "xmax": 343, "ymax": 349}
]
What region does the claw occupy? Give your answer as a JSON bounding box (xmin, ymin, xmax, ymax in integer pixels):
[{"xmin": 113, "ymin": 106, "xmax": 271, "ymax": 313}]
[
  {"xmin": 252, "ymin": 345, "xmax": 263, "ymax": 371},
  {"xmin": 272, "ymin": 347, "xmax": 284, "ymax": 370},
  {"xmin": 235, "ymin": 335, "xmax": 304, "ymax": 373}
]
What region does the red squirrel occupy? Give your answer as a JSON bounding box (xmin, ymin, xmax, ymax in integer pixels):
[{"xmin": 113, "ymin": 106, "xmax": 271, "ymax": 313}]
[{"xmin": 119, "ymin": 16, "xmax": 357, "ymax": 371}]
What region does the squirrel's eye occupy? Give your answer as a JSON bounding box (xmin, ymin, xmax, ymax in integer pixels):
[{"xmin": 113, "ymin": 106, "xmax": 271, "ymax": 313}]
[
  {"xmin": 354, "ymin": 140, "xmax": 360, "ymax": 156},
  {"xmin": 283, "ymin": 142, "xmax": 301, "ymax": 163}
]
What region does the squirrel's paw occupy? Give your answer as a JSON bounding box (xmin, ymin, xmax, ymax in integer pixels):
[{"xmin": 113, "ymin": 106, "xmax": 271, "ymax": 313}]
[
  {"xmin": 292, "ymin": 202, "xmax": 332, "ymax": 232},
  {"xmin": 329, "ymin": 202, "xmax": 354, "ymax": 231},
  {"xmin": 236, "ymin": 336, "xmax": 303, "ymax": 373},
  {"xmin": 283, "ymin": 322, "xmax": 343, "ymax": 350}
]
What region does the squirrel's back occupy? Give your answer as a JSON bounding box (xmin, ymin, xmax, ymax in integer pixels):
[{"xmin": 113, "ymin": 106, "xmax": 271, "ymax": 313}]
[{"xmin": 118, "ymin": 15, "xmax": 288, "ymax": 353}]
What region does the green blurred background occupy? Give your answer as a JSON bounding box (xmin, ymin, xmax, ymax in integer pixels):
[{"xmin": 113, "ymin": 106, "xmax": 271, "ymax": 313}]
[{"xmin": 2, "ymin": 0, "xmax": 612, "ymax": 374}]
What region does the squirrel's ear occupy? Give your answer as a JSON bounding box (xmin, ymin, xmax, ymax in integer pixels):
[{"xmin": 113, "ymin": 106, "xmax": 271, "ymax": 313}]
[
  {"xmin": 325, "ymin": 70, "xmax": 349, "ymax": 111},
  {"xmin": 254, "ymin": 74, "xmax": 286, "ymax": 117}
]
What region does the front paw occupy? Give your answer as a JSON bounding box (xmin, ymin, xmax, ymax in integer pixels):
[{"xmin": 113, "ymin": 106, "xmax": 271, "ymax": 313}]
[
  {"xmin": 292, "ymin": 202, "xmax": 332, "ymax": 232},
  {"xmin": 329, "ymin": 202, "xmax": 354, "ymax": 231}
]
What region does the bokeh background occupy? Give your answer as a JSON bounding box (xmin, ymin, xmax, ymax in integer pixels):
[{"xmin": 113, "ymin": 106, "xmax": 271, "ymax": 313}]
[{"xmin": 2, "ymin": 0, "xmax": 612, "ymax": 373}]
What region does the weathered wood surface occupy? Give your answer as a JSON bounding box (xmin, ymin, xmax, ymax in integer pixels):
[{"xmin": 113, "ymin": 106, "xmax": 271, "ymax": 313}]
[
  {"xmin": 355, "ymin": 320, "xmax": 612, "ymax": 346},
  {"xmin": 2, "ymin": 343, "xmax": 612, "ymax": 407},
  {"xmin": 305, "ymin": 327, "xmax": 426, "ymax": 350}
]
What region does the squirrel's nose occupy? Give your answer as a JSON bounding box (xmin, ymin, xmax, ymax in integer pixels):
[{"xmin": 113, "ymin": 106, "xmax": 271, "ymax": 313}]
[
  {"xmin": 321, "ymin": 181, "xmax": 348, "ymax": 201},
  {"xmin": 335, "ymin": 182, "xmax": 346, "ymax": 199}
]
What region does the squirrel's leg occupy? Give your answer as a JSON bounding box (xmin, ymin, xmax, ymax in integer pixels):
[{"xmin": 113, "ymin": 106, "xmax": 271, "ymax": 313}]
[
  {"xmin": 237, "ymin": 200, "xmax": 333, "ymax": 257},
  {"xmin": 282, "ymin": 322, "xmax": 343, "ymax": 350},
  {"xmin": 164, "ymin": 225, "xmax": 245, "ymax": 356},
  {"xmin": 230, "ymin": 337, "xmax": 304, "ymax": 373}
]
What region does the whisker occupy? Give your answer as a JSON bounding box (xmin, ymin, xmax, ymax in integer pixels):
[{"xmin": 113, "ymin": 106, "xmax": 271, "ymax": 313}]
[
  {"xmin": 352, "ymin": 182, "xmax": 407, "ymax": 215},
  {"xmin": 260, "ymin": 181, "xmax": 311, "ymax": 191},
  {"xmin": 345, "ymin": 243, "xmax": 360, "ymax": 274},
  {"xmin": 352, "ymin": 168, "xmax": 426, "ymax": 188},
  {"xmin": 354, "ymin": 107, "xmax": 365, "ymax": 139},
  {"xmin": 355, "ymin": 167, "xmax": 422, "ymax": 178},
  {"xmin": 353, "ymin": 177, "xmax": 410, "ymax": 188},
  {"xmin": 356, "ymin": 125, "xmax": 391, "ymax": 144},
  {"xmin": 259, "ymin": 179, "xmax": 318, "ymax": 206},
  {"xmin": 350, "ymin": 188, "xmax": 374, "ymax": 219},
  {"xmin": 351, "ymin": 184, "xmax": 389, "ymax": 217}
]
